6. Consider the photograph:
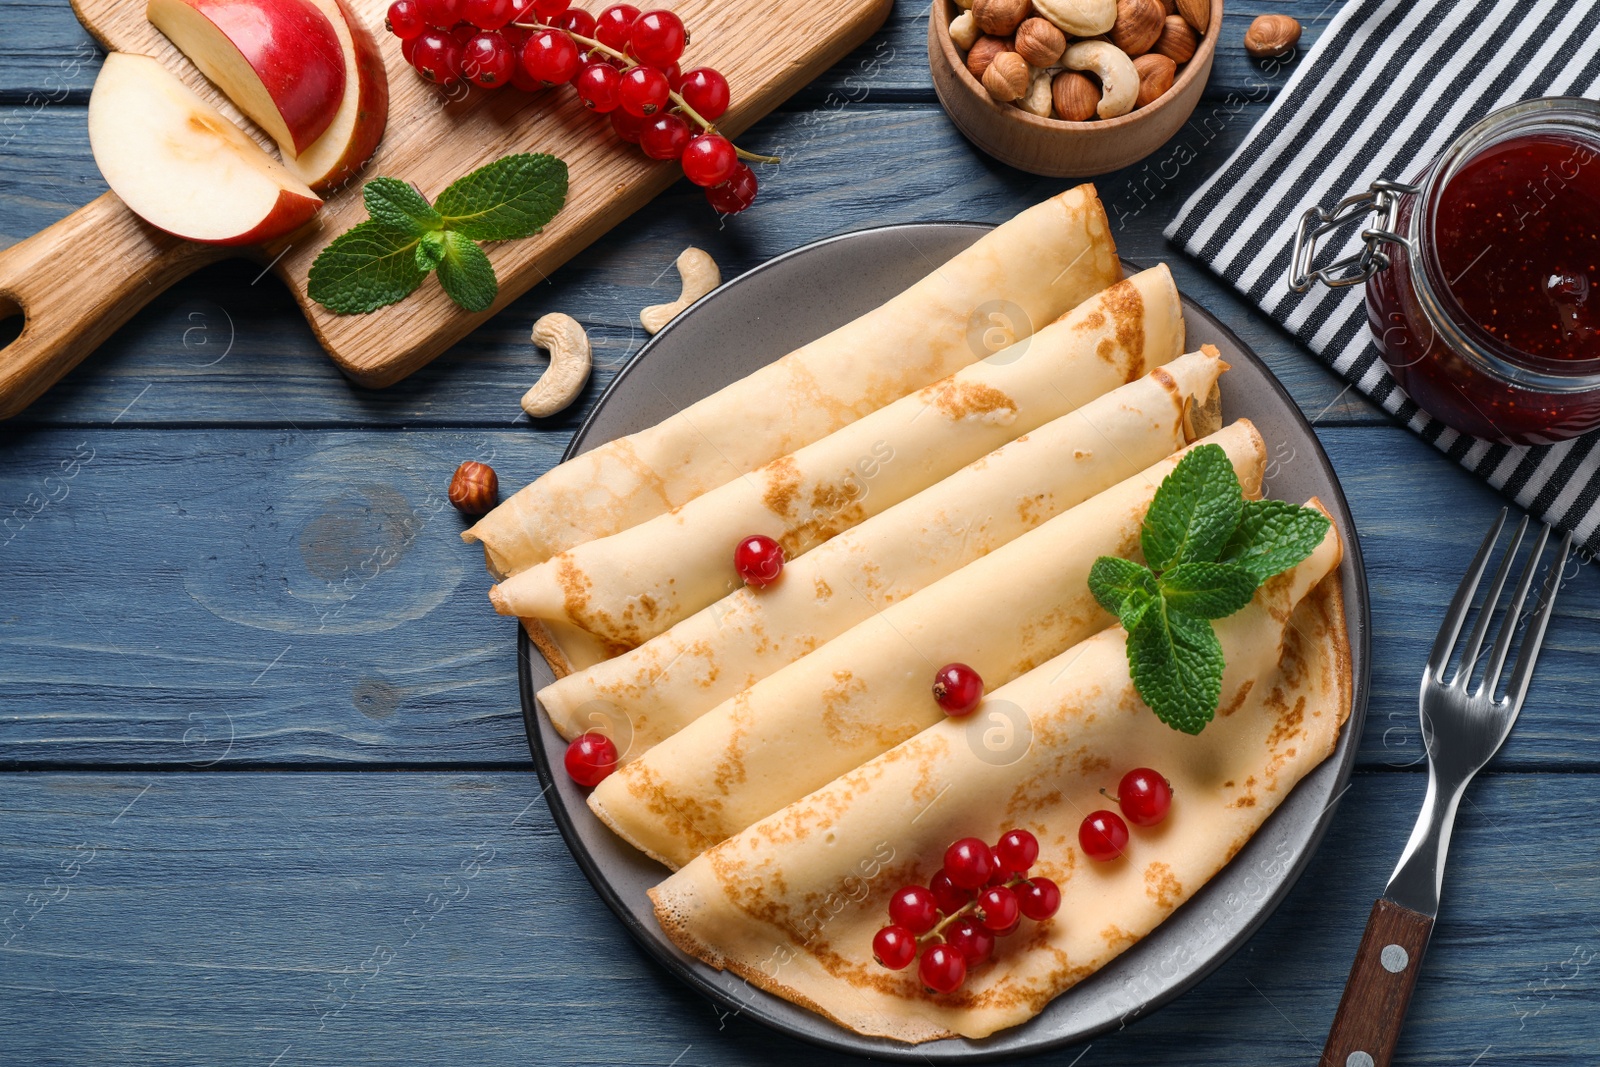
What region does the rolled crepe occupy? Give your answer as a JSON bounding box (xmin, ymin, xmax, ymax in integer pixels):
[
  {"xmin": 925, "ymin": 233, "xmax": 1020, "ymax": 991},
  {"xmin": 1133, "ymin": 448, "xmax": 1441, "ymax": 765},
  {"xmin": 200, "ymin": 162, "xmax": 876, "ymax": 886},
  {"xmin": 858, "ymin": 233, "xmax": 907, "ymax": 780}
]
[
  {"xmin": 491, "ymin": 267, "xmax": 1185, "ymax": 648},
  {"xmin": 651, "ymin": 513, "xmax": 1349, "ymax": 1042},
  {"xmin": 465, "ymin": 187, "xmax": 1121, "ymax": 579},
  {"xmin": 539, "ymin": 349, "xmax": 1228, "ymax": 754},
  {"xmin": 590, "ymin": 419, "xmax": 1267, "ymax": 869}
]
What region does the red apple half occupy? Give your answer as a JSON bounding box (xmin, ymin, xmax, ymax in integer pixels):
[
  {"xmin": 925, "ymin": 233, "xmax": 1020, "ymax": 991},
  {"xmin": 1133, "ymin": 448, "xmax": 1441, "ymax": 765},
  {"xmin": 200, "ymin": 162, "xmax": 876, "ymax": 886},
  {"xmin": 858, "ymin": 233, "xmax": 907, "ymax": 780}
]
[
  {"xmin": 147, "ymin": 0, "xmax": 346, "ymax": 155},
  {"xmin": 89, "ymin": 53, "xmax": 322, "ymax": 246},
  {"xmin": 286, "ymin": 0, "xmax": 390, "ymax": 191}
]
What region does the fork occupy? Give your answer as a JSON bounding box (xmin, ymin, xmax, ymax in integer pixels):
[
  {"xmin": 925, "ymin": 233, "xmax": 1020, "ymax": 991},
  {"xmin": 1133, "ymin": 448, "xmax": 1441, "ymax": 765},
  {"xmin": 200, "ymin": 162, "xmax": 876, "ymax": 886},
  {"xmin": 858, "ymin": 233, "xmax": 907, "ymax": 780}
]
[{"xmin": 1320, "ymin": 508, "xmax": 1572, "ymax": 1067}]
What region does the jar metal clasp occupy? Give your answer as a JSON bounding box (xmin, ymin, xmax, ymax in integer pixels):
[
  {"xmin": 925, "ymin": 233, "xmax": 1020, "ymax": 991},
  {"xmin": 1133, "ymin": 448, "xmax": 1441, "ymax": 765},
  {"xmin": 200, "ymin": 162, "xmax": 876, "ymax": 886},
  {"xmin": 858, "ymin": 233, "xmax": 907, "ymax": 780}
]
[{"xmin": 1288, "ymin": 179, "xmax": 1422, "ymax": 293}]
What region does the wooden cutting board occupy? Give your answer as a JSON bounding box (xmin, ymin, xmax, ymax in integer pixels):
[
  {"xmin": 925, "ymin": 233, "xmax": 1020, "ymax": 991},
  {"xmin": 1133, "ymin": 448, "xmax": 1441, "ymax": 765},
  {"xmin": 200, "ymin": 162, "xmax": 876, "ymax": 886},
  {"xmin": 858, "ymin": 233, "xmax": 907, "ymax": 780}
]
[{"xmin": 0, "ymin": 0, "xmax": 891, "ymax": 419}]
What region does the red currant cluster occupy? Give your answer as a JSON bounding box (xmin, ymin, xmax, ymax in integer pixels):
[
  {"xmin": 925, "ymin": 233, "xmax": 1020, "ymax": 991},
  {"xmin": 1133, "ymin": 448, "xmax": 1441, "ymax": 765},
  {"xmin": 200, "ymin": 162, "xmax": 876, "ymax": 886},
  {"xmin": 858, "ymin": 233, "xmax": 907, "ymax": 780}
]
[
  {"xmin": 873, "ymin": 830, "xmax": 1061, "ymax": 994},
  {"xmin": 1079, "ymin": 767, "xmax": 1173, "ymax": 862},
  {"xmin": 384, "ymin": 0, "xmax": 768, "ymax": 213}
]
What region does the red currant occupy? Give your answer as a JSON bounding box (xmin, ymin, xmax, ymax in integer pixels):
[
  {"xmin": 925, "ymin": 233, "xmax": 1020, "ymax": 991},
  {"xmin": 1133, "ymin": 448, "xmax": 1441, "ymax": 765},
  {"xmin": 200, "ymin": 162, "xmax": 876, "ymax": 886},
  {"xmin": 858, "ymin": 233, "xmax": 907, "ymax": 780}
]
[
  {"xmin": 975, "ymin": 885, "xmax": 1019, "ymax": 932},
  {"xmin": 919, "ymin": 943, "xmax": 967, "ymax": 994},
  {"xmin": 401, "ymin": 33, "xmax": 421, "ymax": 63},
  {"xmin": 639, "ymin": 113, "xmax": 691, "ymax": 160},
  {"xmin": 944, "ymin": 917, "xmax": 995, "ymax": 965},
  {"xmin": 1117, "ymin": 767, "xmax": 1173, "ymax": 827},
  {"xmin": 412, "ymin": 31, "xmax": 463, "ymax": 83},
  {"xmin": 705, "ymin": 162, "xmax": 757, "ymax": 215},
  {"xmin": 610, "ymin": 107, "xmax": 645, "ymax": 142},
  {"xmin": 943, "ymin": 837, "xmax": 996, "ymax": 890},
  {"xmin": 510, "ymin": 60, "xmax": 542, "ymax": 90},
  {"xmin": 928, "ymin": 869, "xmax": 973, "ymax": 914},
  {"xmin": 574, "ymin": 57, "xmax": 622, "ymax": 110},
  {"xmin": 663, "ymin": 61, "xmax": 682, "ymax": 89},
  {"xmin": 386, "ymin": 0, "xmax": 427, "ymax": 38},
  {"xmin": 564, "ymin": 731, "xmax": 617, "ymax": 786},
  {"xmin": 1079, "ymin": 810, "xmax": 1129, "ymax": 862},
  {"xmin": 681, "ymin": 133, "xmax": 736, "ymax": 187},
  {"xmin": 888, "ymin": 885, "xmax": 940, "ymax": 935},
  {"xmin": 531, "ymin": 0, "xmax": 570, "ymax": 15},
  {"xmin": 450, "ymin": 22, "xmax": 477, "ymax": 46},
  {"xmin": 522, "ymin": 28, "xmax": 580, "ymax": 84},
  {"xmin": 932, "ymin": 662, "xmax": 983, "ymax": 716},
  {"xmin": 594, "ymin": 3, "xmax": 639, "ymax": 48},
  {"xmin": 552, "ymin": 7, "xmax": 596, "ymax": 35},
  {"xmin": 734, "ymin": 534, "xmax": 783, "ymax": 586},
  {"xmin": 872, "ymin": 925, "xmax": 917, "ymax": 970},
  {"xmin": 994, "ymin": 828, "xmax": 1038, "ymax": 874},
  {"xmin": 628, "ymin": 8, "xmax": 685, "ymax": 66},
  {"xmin": 416, "ymin": 0, "xmax": 461, "ymax": 27},
  {"xmin": 618, "ymin": 64, "xmax": 669, "ymax": 116},
  {"xmin": 1017, "ymin": 876, "xmax": 1061, "ymax": 921},
  {"xmin": 677, "ymin": 66, "xmax": 729, "ymax": 120},
  {"xmin": 462, "ymin": 31, "xmax": 515, "ymax": 85},
  {"xmin": 462, "ymin": 0, "xmax": 515, "ymax": 28}
]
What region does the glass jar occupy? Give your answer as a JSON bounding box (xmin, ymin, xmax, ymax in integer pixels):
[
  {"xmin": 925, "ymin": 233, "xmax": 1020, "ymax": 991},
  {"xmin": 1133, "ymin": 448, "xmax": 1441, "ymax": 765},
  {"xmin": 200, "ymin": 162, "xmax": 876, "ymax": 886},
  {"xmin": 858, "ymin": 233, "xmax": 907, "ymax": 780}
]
[{"xmin": 1289, "ymin": 97, "xmax": 1600, "ymax": 445}]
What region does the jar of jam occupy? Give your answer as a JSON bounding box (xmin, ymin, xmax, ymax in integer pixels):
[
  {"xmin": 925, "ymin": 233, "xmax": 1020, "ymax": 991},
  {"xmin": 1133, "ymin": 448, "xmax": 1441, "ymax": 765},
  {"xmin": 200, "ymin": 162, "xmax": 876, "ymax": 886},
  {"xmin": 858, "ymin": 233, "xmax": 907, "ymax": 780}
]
[{"xmin": 1290, "ymin": 97, "xmax": 1600, "ymax": 445}]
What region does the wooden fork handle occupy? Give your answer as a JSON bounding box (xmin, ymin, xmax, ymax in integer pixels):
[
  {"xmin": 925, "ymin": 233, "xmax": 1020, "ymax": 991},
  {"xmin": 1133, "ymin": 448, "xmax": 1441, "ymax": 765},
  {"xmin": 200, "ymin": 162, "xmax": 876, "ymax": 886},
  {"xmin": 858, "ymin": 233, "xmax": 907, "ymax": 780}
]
[
  {"xmin": 1320, "ymin": 897, "xmax": 1434, "ymax": 1066},
  {"xmin": 0, "ymin": 192, "xmax": 227, "ymax": 420}
]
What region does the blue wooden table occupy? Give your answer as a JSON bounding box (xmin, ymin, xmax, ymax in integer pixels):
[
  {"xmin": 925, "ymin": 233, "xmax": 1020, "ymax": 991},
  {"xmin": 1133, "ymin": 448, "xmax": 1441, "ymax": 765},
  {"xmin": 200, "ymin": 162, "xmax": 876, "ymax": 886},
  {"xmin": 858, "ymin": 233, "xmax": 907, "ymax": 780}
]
[{"xmin": 4, "ymin": 3, "xmax": 1598, "ymax": 1063}]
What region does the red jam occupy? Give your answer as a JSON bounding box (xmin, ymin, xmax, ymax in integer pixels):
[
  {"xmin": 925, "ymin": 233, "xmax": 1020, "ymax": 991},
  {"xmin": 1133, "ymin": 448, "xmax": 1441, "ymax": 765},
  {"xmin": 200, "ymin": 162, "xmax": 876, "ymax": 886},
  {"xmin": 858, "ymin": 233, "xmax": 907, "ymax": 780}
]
[{"xmin": 1366, "ymin": 129, "xmax": 1600, "ymax": 444}]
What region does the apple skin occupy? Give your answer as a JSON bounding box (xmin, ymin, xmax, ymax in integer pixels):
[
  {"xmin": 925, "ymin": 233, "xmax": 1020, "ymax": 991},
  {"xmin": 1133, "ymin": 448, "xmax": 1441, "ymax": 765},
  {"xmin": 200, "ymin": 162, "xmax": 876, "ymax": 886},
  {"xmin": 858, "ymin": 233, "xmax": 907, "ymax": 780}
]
[
  {"xmin": 148, "ymin": 0, "xmax": 347, "ymax": 154},
  {"xmin": 88, "ymin": 52, "xmax": 322, "ymax": 247},
  {"xmin": 287, "ymin": 0, "xmax": 390, "ymax": 192}
]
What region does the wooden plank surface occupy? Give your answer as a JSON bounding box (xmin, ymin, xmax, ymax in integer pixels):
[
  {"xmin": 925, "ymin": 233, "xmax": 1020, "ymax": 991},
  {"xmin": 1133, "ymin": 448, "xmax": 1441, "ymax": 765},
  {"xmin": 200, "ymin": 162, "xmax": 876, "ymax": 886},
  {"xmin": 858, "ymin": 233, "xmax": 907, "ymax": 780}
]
[
  {"xmin": 2, "ymin": 423, "xmax": 1595, "ymax": 770},
  {"xmin": 2, "ymin": 771, "xmax": 1595, "ymax": 1066}
]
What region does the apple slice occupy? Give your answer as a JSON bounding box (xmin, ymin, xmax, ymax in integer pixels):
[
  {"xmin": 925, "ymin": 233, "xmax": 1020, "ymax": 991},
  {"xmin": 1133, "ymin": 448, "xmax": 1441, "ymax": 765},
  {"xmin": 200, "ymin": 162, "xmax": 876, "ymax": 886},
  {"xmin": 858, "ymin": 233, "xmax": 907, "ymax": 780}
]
[
  {"xmin": 89, "ymin": 53, "xmax": 322, "ymax": 246},
  {"xmin": 286, "ymin": 0, "xmax": 390, "ymax": 191},
  {"xmin": 148, "ymin": 0, "xmax": 346, "ymax": 155}
]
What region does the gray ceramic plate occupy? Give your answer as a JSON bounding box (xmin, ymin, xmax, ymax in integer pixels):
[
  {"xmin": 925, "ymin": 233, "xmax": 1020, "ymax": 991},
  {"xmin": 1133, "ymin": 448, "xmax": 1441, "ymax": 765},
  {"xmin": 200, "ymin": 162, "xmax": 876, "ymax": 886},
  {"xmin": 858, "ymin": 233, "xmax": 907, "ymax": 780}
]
[{"xmin": 518, "ymin": 223, "xmax": 1371, "ymax": 1061}]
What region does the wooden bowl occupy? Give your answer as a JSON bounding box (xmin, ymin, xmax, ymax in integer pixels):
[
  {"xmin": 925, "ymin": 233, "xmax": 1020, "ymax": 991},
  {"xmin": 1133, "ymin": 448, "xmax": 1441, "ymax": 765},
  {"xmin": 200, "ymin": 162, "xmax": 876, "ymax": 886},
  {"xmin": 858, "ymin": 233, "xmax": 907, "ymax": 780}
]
[{"xmin": 928, "ymin": 0, "xmax": 1224, "ymax": 177}]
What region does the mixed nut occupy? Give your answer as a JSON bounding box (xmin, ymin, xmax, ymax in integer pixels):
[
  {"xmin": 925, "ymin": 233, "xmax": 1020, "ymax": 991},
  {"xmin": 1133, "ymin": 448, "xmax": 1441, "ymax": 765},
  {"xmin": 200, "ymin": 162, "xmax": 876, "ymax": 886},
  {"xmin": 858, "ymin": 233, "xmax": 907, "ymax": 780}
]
[{"xmin": 948, "ymin": 0, "xmax": 1207, "ymax": 121}]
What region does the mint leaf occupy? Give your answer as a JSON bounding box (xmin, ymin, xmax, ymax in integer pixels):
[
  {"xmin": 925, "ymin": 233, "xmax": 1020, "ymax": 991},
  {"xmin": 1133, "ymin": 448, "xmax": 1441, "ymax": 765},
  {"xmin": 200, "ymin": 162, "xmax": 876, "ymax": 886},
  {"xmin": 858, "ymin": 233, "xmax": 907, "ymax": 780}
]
[
  {"xmin": 307, "ymin": 221, "xmax": 425, "ymax": 314},
  {"xmin": 1220, "ymin": 499, "xmax": 1332, "ymax": 583},
  {"xmin": 436, "ymin": 231, "xmax": 497, "ymax": 312},
  {"xmin": 364, "ymin": 177, "xmax": 442, "ymax": 236},
  {"xmin": 1128, "ymin": 603, "xmax": 1225, "ymax": 735},
  {"xmin": 1089, "ymin": 556, "xmax": 1161, "ymax": 630},
  {"xmin": 1141, "ymin": 443, "xmax": 1243, "ymax": 572},
  {"xmin": 416, "ymin": 229, "xmax": 447, "ymax": 272},
  {"xmin": 1159, "ymin": 562, "xmax": 1258, "ymax": 619},
  {"xmin": 434, "ymin": 153, "xmax": 569, "ymax": 242}
]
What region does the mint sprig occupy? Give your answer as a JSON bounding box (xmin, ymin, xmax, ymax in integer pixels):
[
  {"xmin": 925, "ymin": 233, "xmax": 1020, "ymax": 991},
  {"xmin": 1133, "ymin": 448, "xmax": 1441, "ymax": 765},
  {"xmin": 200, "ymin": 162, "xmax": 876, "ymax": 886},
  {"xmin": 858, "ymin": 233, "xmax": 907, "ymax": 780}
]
[
  {"xmin": 1087, "ymin": 443, "xmax": 1331, "ymax": 735},
  {"xmin": 309, "ymin": 153, "xmax": 568, "ymax": 315}
]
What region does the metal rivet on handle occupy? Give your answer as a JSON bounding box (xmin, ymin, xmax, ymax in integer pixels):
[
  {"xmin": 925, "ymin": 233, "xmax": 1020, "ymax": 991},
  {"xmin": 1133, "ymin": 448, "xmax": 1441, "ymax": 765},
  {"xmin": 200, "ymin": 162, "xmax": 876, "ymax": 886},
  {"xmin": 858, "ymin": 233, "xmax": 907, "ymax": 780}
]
[
  {"xmin": 1347, "ymin": 1053, "xmax": 1375, "ymax": 1067},
  {"xmin": 1381, "ymin": 944, "xmax": 1410, "ymax": 973}
]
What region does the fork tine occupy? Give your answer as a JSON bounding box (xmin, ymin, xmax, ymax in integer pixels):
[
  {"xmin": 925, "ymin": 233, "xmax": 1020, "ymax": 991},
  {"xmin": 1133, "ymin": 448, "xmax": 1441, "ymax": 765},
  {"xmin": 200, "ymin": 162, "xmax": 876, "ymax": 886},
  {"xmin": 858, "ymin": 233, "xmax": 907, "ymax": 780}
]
[
  {"xmin": 1479, "ymin": 523, "xmax": 1549, "ymax": 696},
  {"xmin": 1454, "ymin": 515, "xmax": 1529, "ymax": 687},
  {"xmin": 1427, "ymin": 508, "xmax": 1508, "ymax": 679},
  {"xmin": 1501, "ymin": 530, "xmax": 1572, "ymax": 709}
]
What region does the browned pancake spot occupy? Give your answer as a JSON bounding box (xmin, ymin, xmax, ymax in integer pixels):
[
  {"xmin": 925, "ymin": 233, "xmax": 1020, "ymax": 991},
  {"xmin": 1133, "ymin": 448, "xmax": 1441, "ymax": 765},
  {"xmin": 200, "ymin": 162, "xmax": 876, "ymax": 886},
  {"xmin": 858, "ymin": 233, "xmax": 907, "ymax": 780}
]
[
  {"xmin": 762, "ymin": 456, "xmax": 803, "ymax": 518},
  {"xmin": 1144, "ymin": 861, "xmax": 1183, "ymax": 910},
  {"xmin": 923, "ymin": 379, "xmax": 1018, "ymax": 421}
]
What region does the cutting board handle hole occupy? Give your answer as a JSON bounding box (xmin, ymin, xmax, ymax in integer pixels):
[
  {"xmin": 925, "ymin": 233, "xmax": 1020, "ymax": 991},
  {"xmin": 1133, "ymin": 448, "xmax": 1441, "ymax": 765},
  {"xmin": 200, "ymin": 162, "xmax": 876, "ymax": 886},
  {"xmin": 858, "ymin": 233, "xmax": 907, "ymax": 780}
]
[{"xmin": 0, "ymin": 294, "xmax": 24, "ymax": 351}]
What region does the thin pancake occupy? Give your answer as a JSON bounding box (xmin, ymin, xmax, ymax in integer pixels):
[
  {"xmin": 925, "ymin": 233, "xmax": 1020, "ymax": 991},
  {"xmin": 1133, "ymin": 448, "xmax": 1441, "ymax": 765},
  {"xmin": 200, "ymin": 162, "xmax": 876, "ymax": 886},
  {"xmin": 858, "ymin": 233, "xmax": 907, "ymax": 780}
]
[{"xmin": 465, "ymin": 187, "xmax": 1122, "ymax": 578}]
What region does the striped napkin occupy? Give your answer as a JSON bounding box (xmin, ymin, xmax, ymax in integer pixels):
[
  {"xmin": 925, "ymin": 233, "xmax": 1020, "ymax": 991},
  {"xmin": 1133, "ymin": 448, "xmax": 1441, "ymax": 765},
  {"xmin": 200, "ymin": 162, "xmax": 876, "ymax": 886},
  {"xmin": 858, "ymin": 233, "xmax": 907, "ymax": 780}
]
[{"xmin": 1165, "ymin": 0, "xmax": 1600, "ymax": 555}]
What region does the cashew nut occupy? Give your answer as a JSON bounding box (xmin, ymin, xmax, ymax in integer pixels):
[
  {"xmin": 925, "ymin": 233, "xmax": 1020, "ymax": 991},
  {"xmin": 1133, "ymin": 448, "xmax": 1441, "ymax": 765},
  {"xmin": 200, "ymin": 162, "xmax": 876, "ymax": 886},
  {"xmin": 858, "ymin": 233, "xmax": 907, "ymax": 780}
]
[
  {"xmin": 1031, "ymin": 0, "xmax": 1115, "ymax": 36},
  {"xmin": 521, "ymin": 313, "xmax": 591, "ymax": 418},
  {"xmin": 641, "ymin": 247, "xmax": 720, "ymax": 334},
  {"xmin": 1017, "ymin": 66, "xmax": 1055, "ymax": 117},
  {"xmin": 1061, "ymin": 40, "xmax": 1138, "ymax": 118},
  {"xmin": 949, "ymin": 11, "xmax": 980, "ymax": 50}
]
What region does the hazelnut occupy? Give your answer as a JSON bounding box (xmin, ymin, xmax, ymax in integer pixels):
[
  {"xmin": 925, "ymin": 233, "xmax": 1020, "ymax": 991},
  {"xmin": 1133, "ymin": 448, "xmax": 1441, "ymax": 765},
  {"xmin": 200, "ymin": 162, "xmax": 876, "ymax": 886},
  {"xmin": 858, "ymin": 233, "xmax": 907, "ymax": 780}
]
[
  {"xmin": 1154, "ymin": 14, "xmax": 1198, "ymax": 63},
  {"xmin": 965, "ymin": 34, "xmax": 1013, "ymax": 80},
  {"xmin": 1176, "ymin": 0, "xmax": 1208, "ymax": 35},
  {"xmin": 1244, "ymin": 14, "xmax": 1301, "ymax": 58},
  {"xmin": 1132, "ymin": 52, "xmax": 1176, "ymax": 106},
  {"xmin": 971, "ymin": 0, "xmax": 1030, "ymax": 36},
  {"xmin": 1014, "ymin": 16, "xmax": 1067, "ymax": 67},
  {"xmin": 982, "ymin": 50, "xmax": 1031, "ymax": 102},
  {"xmin": 949, "ymin": 11, "xmax": 980, "ymax": 50},
  {"xmin": 448, "ymin": 461, "xmax": 499, "ymax": 517},
  {"xmin": 1110, "ymin": 0, "xmax": 1164, "ymax": 55},
  {"xmin": 1051, "ymin": 69, "xmax": 1101, "ymax": 121}
]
